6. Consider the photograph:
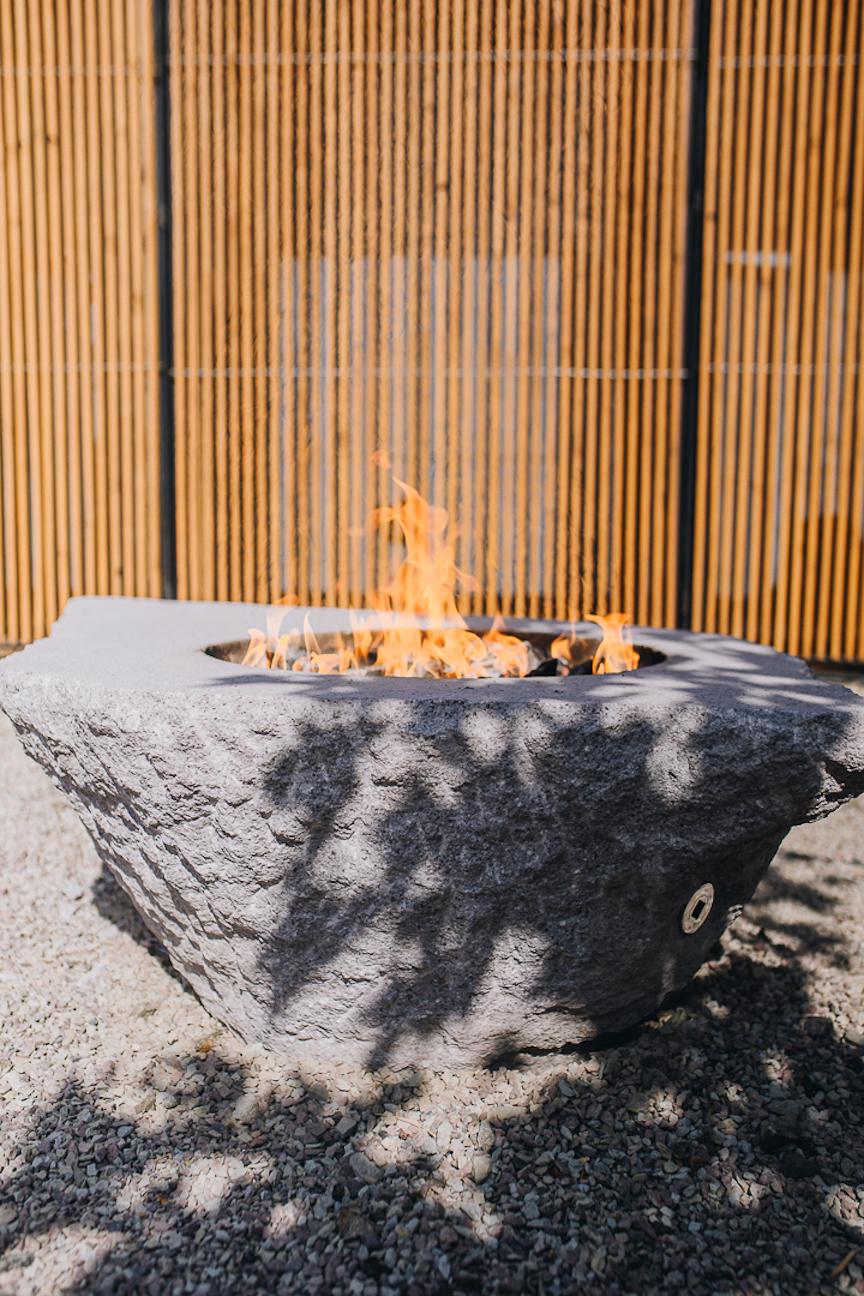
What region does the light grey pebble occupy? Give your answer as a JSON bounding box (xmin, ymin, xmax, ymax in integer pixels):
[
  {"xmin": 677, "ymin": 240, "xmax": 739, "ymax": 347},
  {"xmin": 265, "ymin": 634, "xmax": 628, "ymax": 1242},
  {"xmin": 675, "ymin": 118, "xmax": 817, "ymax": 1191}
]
[{"xmin": 348, "ymin": 1152, "xmax": 382, "ymax": 1185}]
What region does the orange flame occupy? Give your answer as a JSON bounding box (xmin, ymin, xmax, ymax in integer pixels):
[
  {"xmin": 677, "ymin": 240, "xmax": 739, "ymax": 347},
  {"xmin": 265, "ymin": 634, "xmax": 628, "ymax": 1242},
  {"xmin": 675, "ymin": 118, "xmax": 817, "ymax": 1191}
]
[
  {"xmin": 244, "ymin": 472, "xmax": 639, "ymax": 679},
  {"xmin": 587, "ymin": 612, "xmax": 640, "ymax": 675}
]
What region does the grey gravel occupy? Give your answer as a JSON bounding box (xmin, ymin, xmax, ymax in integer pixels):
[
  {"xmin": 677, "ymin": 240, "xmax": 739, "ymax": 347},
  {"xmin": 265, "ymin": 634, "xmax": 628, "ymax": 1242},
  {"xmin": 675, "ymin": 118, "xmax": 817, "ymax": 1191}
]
[{"xmin": 1, "ymin": 685, "xmax": 864, "ymax": 1296}]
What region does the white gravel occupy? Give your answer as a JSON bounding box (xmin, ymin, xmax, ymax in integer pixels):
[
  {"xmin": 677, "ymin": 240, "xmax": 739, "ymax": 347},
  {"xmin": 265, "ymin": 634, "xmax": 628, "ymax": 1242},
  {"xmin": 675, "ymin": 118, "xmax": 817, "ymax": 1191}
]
[{"xmin": 1, "ymin": 689, "xmax": 863, "ymax": 1296}]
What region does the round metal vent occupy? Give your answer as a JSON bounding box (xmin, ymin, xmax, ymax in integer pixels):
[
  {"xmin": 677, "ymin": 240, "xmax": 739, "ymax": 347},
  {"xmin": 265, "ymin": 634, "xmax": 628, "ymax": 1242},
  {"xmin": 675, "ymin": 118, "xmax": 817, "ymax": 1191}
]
[{"xmin": 682, "ymin": 883, "xmax": 715, "ymax": 934}]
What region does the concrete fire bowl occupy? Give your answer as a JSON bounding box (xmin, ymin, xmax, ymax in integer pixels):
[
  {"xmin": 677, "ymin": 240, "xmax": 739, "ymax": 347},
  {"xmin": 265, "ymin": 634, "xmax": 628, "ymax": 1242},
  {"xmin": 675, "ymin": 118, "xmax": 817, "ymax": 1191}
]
[{"xmin": 2, "ymin": 597, "xmax": 864, "ymax": 1068}]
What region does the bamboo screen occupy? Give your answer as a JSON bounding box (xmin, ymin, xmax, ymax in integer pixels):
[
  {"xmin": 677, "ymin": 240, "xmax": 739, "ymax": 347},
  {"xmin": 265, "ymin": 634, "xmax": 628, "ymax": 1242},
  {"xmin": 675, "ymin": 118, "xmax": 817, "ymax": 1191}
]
[
  {"xmin": 169, "ymin": 0, "xmax": 693, "ymax": 624},
  {"xmin": 691, "ymin": 0, "xmax": 864, "ymax": 663},
  {"xmin": 1, "ymin": 0, "xmax": 863, "ymax": 664},
  {"xmin": 0, "ymin": 0, "xmax": 162, "ymax": 644}
]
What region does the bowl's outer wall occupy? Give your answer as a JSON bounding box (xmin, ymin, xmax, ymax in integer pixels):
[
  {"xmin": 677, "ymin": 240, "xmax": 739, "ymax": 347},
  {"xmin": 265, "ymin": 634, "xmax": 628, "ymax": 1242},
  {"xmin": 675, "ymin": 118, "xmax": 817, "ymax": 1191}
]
[{"xmin": 2, "ymin": 597, "xmax": 864, "ymax": 1067}]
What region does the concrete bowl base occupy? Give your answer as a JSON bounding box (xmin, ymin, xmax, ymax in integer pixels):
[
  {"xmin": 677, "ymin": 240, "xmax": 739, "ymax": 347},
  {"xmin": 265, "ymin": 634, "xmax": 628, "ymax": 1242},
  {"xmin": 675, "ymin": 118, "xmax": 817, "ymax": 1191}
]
[{"xmin": 2, "ymin": 597, "xmax": 863, "ymax": 1068}]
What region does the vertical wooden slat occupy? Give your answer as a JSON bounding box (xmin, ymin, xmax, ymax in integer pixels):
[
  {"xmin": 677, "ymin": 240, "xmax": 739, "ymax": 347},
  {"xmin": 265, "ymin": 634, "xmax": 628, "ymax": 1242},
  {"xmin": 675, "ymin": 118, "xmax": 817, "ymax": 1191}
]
[
  {"xmin": 404, "ymin": 0, "xmax": 421, "ymax": 492},
  {"xmin": 54, "ymin": 1, "xmax": 84, "ymax": 603},
  {"xmin": 275, "ymin": 0, "xmax": 293, "ymax": 602},
  {"xmin": 582, "ymin": 0, "xmax": 601, "ymax": 618},
  {"xmin": 800, "ymin": 3, "xmax": 845, "ymax": 652},
  {"xmin": 525, "ymin": 0, "xmax": 550, "ymax": 620},
  {"xmin": 830, "ymin": 7, "xmax": 864, "ymax": 660},
  {"xmin": 745, "ymin": 0, "xmax": 784, "ymax": 644},
  {"xmin": 211, "ymin": 0, "xmax": 228, "ymax": 600},
  {"xmin": 758, "ymin": 0, "xmax": 801, "ymax": 645},
  {"xmin": 468, "ymin": 0, "xmax": 492, "ymax": 617},
  {"xmin": 40, "ymin": 0, "xmax": 69, "ymax": 615},
  {"xmin": 0, "ymin": 1, "xmax": 20, "ymax": 641},
  {"xmin": 142, "ymin": 1, "xmax": 161, "ymax": 596},
  {"xmin": 482, "ymin": 1, "xmax": 508, "ymax": 615},
  {"xmin": 252, "ymin": 0, "xmax": 268, "ymax": 602},
  {"xmin": 126, "ymin": 0, "xmax": 147, "ymax": 596},
  {"xmin": 539, "ymin": 1, "xmax": 564, "ymax": 619},
  {"xmin": 237, "ymin": 0, "xmax": 253, "ymax": 598},
  {"xmin": 665, "ymin": 0, "xmax": 692, "ymax": 628},
  {"xmin": 595, "ymin": 2, "xmax": 619, "ymax": 617},
  {"xmin": 416, "ymin": 0, "xmax": 435, "ymax": 498},
  {"xmin": 729, "ymin": 0, "xmax": 767, "ymax": 640},
  {"xmin": 430, "ymin": 0, "xmax": 449, "ymax": 522},
  {"xmin": 307, "ymin": 0, "xmax": 324, "ymax": 604},
  {"xmin": 785, "ymin": 0, "xmax": 829, "ymax": 657},
  {"xmin": 196, "ymin": 0, "xmax": 214, "ymax": 598},
  {"xmin": 5, "ymin": 0, "xmax": 33, "ymax": 640},
  {"xmin": 390, "ymin": 0, "xmax": 409, "ymax": 514},
  {"xmin": 445, "ymin": 0, "xmax": 464, "ymax": 592},
  {"xmin": 511, "ymin": 0, "xmax": 536, "ymax": 618},
  {"xmin": 844, "ymin": 6, "xmax": 864, "ymax": 664},
  {"xmin": 554, "ymin": 0, "xmax": 579, "ymax": 621},
  {"xmin": 637, "ymin": 3, "xmax": 660, "ymax": 626},
  {"xmin": 12, "ymin": 0, "xmax": 45, "ymax": 637},
  {"xmin": 771, "ymin": 0, "xmax": 817, "ymax": 652},
  {"xmin": 111, "ymin": 1, "xmax": 134, "ymax": 595},
  {"xmin": 657, "ymin": 0, "xmax": 687, "ymax": 629},
  {"xmin": 295, "ymin": 0, "xmax": 311, "ymax": 604},
  {"xmin": 320, "ymin": 0, "xmax": 337, "ymax": 598},
  {"xmin": 224, "ymin": 0, "xmax": 241, "ymax": 599},
  {"xmin": 27, "ymin": 0, "xmax": 59, "ymax": 627},
  {"xmin": 96, "ymin": 0, "xmax": 121, "ymax": 594},
  {"xmin": 705, "ymin": 0, "xmax": 738, "ymax": 635},
  {"xmin": 364, "ymin": 0, "xmax": 380, "ymax": 600},
  {"xmin": 350, "ymin": 0, "xmax": 367, "ymax": 603},
  {"xmin": 170, "ymin": 0, "xmax": 188, "ymax": 598},
  {"xmin": 335, "ymin": 0, "xmax": 351, "ymax": 601},
  {"xmin": 691, "ymin": 0, "xmax": 725, "ymax": 633},
  {"xmin": 716, "ymin": 0, "xmax": 753, "ymax": 637},
  {"xmin": 622, "ymin": 2, "xmax": 649, "ymax": 622}
]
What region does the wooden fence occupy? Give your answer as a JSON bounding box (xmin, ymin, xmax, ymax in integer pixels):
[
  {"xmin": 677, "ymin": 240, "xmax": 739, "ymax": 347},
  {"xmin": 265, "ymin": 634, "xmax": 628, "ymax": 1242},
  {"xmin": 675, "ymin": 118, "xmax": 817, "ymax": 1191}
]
[
  {"xmin": 691, "ymin": 0, "xmax": 864, "ymax": 662},
  {"xmin": 0, "ymin": 0, "xmax": 862, "ymax": 663},
  {"xmin": 0, "ymin": 0, "xmax": 162, "ymax": 643}
]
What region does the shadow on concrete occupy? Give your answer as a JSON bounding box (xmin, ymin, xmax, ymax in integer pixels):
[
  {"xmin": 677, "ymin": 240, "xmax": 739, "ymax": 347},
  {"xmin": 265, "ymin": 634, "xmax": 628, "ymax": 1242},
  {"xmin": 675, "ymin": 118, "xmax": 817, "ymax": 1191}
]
[{"xmin": 251, "ymin": 679, "xmax": 863, "ymax": 1068}]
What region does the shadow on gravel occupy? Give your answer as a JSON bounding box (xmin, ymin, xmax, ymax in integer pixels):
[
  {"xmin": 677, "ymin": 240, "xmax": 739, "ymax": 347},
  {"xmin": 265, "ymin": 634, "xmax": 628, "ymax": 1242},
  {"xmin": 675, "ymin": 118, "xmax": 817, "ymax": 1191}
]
[
  {"xmin": 90, "ymin": 864, "xmax": 183, "ymax": 985},
  {"xmin": 1, "ymin": 906, "xmax": 863, "ymax": 1295}
]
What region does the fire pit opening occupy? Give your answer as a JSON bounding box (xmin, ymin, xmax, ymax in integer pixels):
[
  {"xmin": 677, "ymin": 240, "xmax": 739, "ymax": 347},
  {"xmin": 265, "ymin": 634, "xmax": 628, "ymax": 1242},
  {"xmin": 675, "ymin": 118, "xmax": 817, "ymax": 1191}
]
[
  {"xmin": 204, "ymin": 629, "xmax": 666, "ymax": 679},
  {"xmin": 206, "ymin": 472, "xmax": 667, "ymax": 680}
]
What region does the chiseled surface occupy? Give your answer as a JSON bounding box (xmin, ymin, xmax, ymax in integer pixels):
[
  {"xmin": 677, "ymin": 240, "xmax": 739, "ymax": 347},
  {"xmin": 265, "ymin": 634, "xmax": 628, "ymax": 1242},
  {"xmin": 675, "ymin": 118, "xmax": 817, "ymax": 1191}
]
[
  {"xmin": 1, "ymin": 700, "xmax": 864, "ymax": 1296},
  {"xmin": 1, "ymin": 596, "xmax": 863, "ymax": 1068}
]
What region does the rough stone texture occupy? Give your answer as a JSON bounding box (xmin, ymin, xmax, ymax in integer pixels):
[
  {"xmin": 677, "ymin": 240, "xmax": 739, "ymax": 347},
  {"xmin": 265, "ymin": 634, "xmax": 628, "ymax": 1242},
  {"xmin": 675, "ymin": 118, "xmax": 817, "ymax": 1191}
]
[{"xmin": 1, "ymin": 595, "xmax": 863, "ymax": 1068}]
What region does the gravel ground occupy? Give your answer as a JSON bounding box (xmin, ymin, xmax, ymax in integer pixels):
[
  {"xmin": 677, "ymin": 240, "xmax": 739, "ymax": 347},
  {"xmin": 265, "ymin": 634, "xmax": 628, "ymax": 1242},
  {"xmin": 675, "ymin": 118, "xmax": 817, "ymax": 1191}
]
[{"xmin": 1, "ymin": 687, "xmax": 863, "ymax": 1296}]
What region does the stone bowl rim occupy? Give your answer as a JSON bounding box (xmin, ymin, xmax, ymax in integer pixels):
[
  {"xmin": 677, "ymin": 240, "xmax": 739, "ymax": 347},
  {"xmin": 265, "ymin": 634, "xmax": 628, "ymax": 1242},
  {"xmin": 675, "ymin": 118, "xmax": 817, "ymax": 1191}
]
[
  {"xmin": 202, "ymin": 624, "xmax": 668, "ymax": 682},
  {"xmin": 3, "ymin": 596, "xmax": 858, "ymax": 718}
]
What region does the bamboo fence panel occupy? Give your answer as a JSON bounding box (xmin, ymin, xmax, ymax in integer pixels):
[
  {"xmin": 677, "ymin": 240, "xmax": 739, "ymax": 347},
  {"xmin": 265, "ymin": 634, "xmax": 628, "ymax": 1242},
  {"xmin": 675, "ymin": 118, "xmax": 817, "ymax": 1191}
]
[
  {"xmin": 692, "ymin": 0, "xmax": 864, "ymax": 663},
  {"xmin": 0, "ymin": 0, "xmax": 161, "ymax": 644},
  {"xmin": 169, "ymin": 0, "xmax": 694, "ymax": 624},
  {"xmin": 1, "ymin": 0, "xmax": 862, "ymax": 665}
]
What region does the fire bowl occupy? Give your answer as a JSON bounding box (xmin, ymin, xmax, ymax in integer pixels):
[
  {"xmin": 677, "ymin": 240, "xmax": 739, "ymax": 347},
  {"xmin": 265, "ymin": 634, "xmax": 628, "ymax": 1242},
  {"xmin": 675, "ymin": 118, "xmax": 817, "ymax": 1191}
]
[{"xmin": 2, "ymin": 596, "xmax": 863, "ymax": 1068}]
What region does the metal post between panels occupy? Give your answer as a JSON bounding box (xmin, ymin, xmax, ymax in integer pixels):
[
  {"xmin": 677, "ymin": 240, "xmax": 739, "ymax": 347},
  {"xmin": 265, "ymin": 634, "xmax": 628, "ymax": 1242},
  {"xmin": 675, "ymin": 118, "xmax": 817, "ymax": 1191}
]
[
  {"xmin": 154, "ymin": 0, "xmax": 177, "ymax": 600},
  {"xmin": 676, "ymin": 0, "xmax": 712, "ymax": 629}
]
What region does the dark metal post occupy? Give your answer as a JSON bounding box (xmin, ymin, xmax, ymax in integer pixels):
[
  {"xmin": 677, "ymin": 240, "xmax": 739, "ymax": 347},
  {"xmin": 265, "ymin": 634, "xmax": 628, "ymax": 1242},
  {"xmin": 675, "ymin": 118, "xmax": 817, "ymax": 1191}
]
[
  {"xmin": 154, "ymin": 0, "xmax": 177, "ymax": 599},
  {"xmin": 676, "ymin": 0, "xmax": 712, "ymax": 629}
]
